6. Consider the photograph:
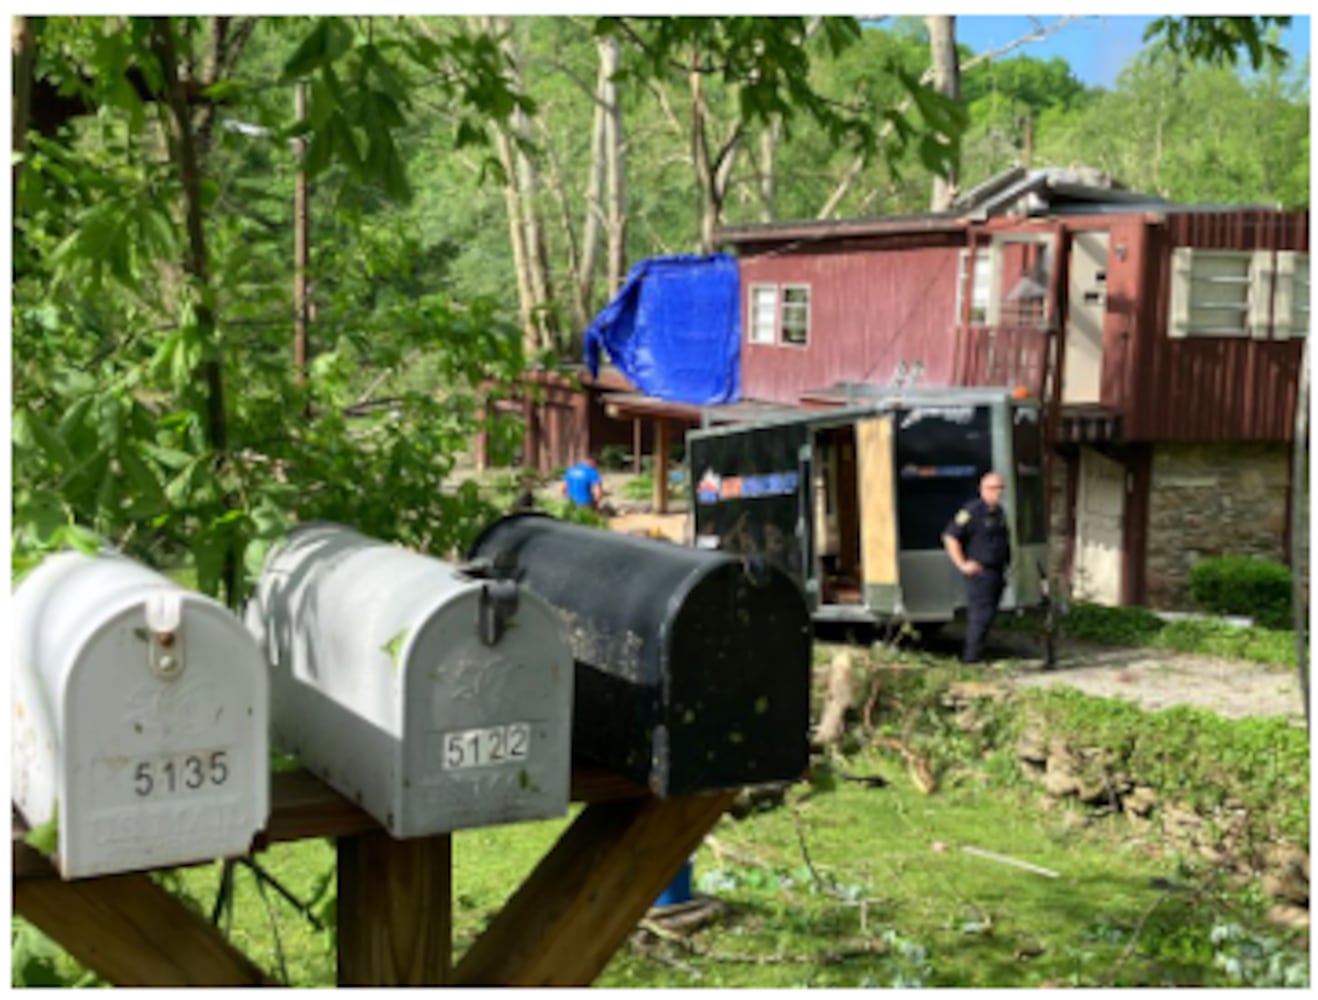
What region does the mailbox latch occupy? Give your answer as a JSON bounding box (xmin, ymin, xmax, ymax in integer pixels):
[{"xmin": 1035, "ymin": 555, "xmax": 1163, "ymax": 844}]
[
  {"xmin": 145, "ymin": 591, "xmax": 185, "ymax": 679},
  {"xmin": 477, "ymin": 580, "xmax": 519, "ymax": 646}
]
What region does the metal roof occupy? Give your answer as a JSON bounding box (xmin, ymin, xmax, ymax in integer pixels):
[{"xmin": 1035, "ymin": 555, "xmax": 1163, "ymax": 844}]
[{"xmin": 714, "ymin": 164, "xmax": 1172, "ymax": 246}]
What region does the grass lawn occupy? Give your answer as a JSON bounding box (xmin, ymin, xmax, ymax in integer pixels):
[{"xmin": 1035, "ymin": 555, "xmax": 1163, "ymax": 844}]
[{"xmin": 98, "ymin": 753, "xmax": 1299, "ymax": 989}]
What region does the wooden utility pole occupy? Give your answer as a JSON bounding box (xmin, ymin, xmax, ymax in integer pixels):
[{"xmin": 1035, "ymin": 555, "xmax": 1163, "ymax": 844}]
[
  {"xmin": 1291, "ymin": 334, "xmax": 1309, "ymax": 728},
  {"xmin": 293, "ymin": 80, "xmax": 310, "ymax": 384}
]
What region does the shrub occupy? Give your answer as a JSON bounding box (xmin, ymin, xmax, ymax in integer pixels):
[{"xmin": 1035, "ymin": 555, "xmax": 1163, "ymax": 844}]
[
  {"xmin": 599, "ymin": 445, "xmax": 631, "ymax": 472},
  {"xmin": 622, "ymin": 474, "xmax": 655, "ymax": 501},
  {"xmin": 1059, "ymin": 602, "xmax": 1165, "ymax": 645},
  {"xmin": 1189, "ymin": 555, "xmax": 1293, "ymax": 629},
  {"xmin": 541, "ymin": 498, "xmax": 607, "ymax": 527}
]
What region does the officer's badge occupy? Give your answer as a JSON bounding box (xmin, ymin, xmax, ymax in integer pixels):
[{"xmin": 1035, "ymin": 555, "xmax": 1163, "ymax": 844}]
[{"xmin": 954, "ymin": 510, "xmax": 971, "ymax": 526}]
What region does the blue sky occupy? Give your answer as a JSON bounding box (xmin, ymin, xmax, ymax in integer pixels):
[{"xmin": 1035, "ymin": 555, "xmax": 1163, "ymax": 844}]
[{"xmin": 952, "ymin": 15, "xmax": 1310, "ymax": 90}]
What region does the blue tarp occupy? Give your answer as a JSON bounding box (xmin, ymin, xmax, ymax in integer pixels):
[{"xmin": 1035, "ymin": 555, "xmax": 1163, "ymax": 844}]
[{"xmin": 583, "ymin": 254, "xmax": 741, "ymax": 405}]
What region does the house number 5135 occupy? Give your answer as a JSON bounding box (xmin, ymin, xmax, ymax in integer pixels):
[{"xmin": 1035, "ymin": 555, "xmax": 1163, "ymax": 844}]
[{"xmin": 133, "ymin": 751, "xmax": 230, "ymax": 797}]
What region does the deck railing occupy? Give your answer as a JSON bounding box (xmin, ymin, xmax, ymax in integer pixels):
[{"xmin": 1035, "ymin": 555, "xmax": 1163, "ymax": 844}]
[{"xmin": 952, "ymin": 324, "xmax": 1051, "ymax": 399}]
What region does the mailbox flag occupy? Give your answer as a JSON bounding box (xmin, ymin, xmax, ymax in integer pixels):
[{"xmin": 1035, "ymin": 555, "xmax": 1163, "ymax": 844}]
[{"xmin": 583, "ymin": 253, "xmax": 741, "ymax": 405}]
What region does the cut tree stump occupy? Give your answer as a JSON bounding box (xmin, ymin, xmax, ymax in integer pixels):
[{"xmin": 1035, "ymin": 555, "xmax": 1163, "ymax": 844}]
[{"xmin": 815, "ymin": 653, "xmax": 855, "ymax": 749}]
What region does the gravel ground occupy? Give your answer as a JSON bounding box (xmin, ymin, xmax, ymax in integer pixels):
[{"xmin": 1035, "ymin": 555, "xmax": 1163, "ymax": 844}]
[{"xmin": 940, "ymin": 623, "xmax": 1306, "ymax": 722}]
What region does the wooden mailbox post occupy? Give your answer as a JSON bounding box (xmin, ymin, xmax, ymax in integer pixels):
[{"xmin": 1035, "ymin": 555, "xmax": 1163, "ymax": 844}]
[{"xmin": 12, "ymin": 767, "xmax": 733, "ymax": 987}]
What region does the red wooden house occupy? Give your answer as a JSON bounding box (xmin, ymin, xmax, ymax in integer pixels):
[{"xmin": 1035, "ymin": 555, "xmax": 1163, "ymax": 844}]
[{"xmin": 716, "ymin": 168, "xmax": 1309, "ymax": 609}]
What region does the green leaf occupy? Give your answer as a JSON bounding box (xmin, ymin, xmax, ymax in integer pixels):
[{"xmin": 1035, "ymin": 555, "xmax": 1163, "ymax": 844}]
[
  {"xmin": 193, "ymin": 528, "xmax": 231, "ymax": 600},
  {"xmin": 283, "ymin": 18, "xmax": 356, "ymax": 79},
  {"xmin": 141, "ymin": 443, "xmax": 195, "ymax": 470},
  {"xmin": 60, "ymin": 525, "xmax": 103, "ymax": 555},
  {"xmin": 18, "ymin": 409, "xmax": 76, "ymax": 469},
  {"xmin": 303, "ymin": 121, "xmax": 335, "ymax": 179},
  {"xmin": 23, "ymin": 803, "xmax": 59, "ymax": 856},
  {"xmin": 120, "ymin": 446, "xmax": 166, "ymax": 505}
]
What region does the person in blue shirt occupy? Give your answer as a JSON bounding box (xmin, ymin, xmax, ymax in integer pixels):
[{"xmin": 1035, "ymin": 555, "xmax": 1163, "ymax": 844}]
[
  {"xmin": 561, "ymin": 457, "xmax": 604, "ymax": 510},
  {"xmin": 942, "ymin": 470, "xmax": 1012, "ymax": 664}
]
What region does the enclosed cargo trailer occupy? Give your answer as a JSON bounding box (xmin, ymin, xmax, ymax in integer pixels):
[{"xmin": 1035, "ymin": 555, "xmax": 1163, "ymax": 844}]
[{"xmin": 687, "ymin": 388, "xmax": 1048, "ymax": 626}]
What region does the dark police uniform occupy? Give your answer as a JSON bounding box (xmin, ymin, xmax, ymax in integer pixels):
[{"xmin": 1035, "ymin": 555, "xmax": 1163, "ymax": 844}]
[{"xmin": 944, "ymin": 497, "xmax": 1012, "ymax": 663}]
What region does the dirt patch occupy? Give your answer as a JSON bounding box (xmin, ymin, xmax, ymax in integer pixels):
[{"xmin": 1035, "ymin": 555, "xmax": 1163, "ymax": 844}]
[
  {"xmin": 606, "ymin": 511, "xmax": 690, "ymax": 544},
  {"xmin": 972, "ymin": 643, "xmax": 1302, "ymax": 725},
  {"xmin": 930, "ymin": 623, "xmax": 1306, "ymax": 721},
  {"xmin": 1006, "ymin": 646, "xmax": 1305, "ymax": 722}
]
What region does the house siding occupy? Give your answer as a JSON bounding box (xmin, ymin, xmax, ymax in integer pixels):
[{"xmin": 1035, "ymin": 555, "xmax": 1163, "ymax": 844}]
[
  {"xmin": 738, "ymin": 240, "xmax": 964, "ymax": 403},
  {"xmin": 1126, "ymin": 210, "xmax": 1307, "ymax": 443}
]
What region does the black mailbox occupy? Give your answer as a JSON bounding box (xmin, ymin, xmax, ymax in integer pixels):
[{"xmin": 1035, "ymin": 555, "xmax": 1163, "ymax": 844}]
[{"xmin": 468, "ymin": 514, "xmax": 811, "ymax": 797}]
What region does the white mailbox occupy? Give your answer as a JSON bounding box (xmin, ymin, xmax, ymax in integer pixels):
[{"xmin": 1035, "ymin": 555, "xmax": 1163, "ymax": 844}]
[
  {"xmin": 11, "ymin": 550, "xmax": 269, "ymax": 880},
  {"xmin": 245, "ymin": 522, "xmax": 573, "ymax": 837}
]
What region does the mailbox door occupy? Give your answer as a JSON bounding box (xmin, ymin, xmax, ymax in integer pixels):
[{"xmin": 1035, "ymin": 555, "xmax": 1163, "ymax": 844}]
[
  {"xmin": 61, "ymin": 601, "xmax": 268, "ymax": 879},
  {"xmin": 400, "ymin": 591, "xmax": 572, "ymax": 835},
  {"xmin": 663, "ymin": 562, "xmax": 812, "ymax": 796}
]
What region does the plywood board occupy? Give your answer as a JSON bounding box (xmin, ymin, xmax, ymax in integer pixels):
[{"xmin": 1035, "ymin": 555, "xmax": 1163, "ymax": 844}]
[{"xmin": 856, "ymin": 417, "xmax": 898, "ymax": 587}]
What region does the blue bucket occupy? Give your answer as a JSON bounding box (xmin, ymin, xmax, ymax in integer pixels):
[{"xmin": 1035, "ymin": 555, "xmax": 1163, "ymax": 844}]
[{"xmin": 654, "ymin": 858, "xmax": 694, "ymax": 908}]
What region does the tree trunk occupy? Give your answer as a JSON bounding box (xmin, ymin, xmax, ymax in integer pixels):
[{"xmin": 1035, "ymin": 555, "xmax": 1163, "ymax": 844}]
[
  {"xmin": 149, "ymin": 18, "xmax": 237, "ymax": 605},
  {"xmin": 600, "ymin": 34, "xmax": 627, "ymax": 297},
  {"xmin": 690, "ymin": 51, "xmax": 717, "ymax": 254},
  {"xmin": 756, "ymin": 118, "xmax": 781, "ymax": 223},
  {"xmin": 293, "ymin": 80, "xmax": 310, "ymax": 385},
  {"xmin": 575, "ymin": 45, "xmax": 609, "ymax": 330},
  {"xmin": 495, "ymin": 17, "xmax": 556, "ymax": 353},
  {"xmin": 478, "ymin": 17, "xmax": 538, "ymax": 355},
  {"xmin": 541, "ymin": 121, "xmax": 586, "ymax": 350},
  {"xmin": 815, "ymin": 653, "xmax": 856, "ymax": 750},
  {"xmin": 12, "ymin": 15, "xmax": 35, "ymax": 201},
  {"xmin": 492, "ymin": 124, "xmax": 537, "ymax": 353},
  {"xmin": 926, "ymin": 15, "xmax": 960, "ymax": 212}
]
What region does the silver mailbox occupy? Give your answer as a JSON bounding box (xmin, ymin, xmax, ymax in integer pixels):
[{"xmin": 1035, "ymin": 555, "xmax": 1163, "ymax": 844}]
[
  {"xmin": 246, "ymin": 522, "xmax": 572, "ymax": 837},
  {"xmin": 11, "ymin": 550, "xmax": 270, "ymax": 880}
]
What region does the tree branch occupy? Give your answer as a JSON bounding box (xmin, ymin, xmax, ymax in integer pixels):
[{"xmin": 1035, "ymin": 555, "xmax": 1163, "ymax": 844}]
[{"xmin": 816, "ymin": 15, "xmax": 1090, "ymax": 219}]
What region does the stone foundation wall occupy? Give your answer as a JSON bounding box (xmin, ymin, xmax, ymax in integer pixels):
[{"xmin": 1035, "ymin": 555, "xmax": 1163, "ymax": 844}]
[{"xmin": 1145, "ymin": 443, "xmax": 1293, "ymax": 609}]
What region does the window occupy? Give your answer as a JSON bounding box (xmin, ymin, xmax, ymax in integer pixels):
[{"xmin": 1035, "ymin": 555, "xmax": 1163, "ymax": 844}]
[
  {"xmin": 748, "ymin": 284, "xmax": 777, "ymax": 344},
  {"xmin": 781, "ymin": 285, "xmax": 811, "ymax": 345},
  {"xmin": 955, "ymin": 248, "xmax": 993, "ymax": 324},
  {"xmin": 1168, "ymin": 248, "xmax": 1268, "ymax": 338},
  {"xmin": 1169, "ymin": 248, "xmax": 1311, "ymax": 340},
  {"xmin": 747, "ymin": 282, "xmax": 811, "ymax": 346}
]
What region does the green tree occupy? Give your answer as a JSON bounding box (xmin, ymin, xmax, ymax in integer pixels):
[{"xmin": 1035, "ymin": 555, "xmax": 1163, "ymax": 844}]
[
  {"xmin": 13, "ymin": 15, "xmax": 528, "ymax": 603},
  {"xmin": 1033, "ymin": 49, "xmax": 1308, "ymax": 206}
]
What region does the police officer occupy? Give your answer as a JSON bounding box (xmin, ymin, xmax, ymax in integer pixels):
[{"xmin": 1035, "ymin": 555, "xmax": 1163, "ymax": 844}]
[{"xmin": 942, "ymin": 470, "xmax": 1012, "ymax": 664}]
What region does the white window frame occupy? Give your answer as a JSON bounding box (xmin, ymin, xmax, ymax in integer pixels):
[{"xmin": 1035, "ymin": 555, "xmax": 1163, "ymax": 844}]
[
  {"xmin": 780, "ymin": 284, "xmax": 811, "ymax": 347},
  {"xmin": 748, "ymin": 283, "xmax": 778, "ymax": 345}
]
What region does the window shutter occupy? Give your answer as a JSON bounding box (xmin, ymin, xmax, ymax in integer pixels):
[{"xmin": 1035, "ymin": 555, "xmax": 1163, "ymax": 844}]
[
  {"xmin": 1297, "ymin": 254, "xmax": 1311, "ymax": 339},
  {"xmin": 1248, "ymin": 250, "xmax": 1273, "ymax": 340},
  {"xmin": 1273, "ymin": 251, "xmax": 1295, "ymax": 340},
  {"xmin": 1168, "ymin": 247, "xmax": 1193, "ymax": 339}
]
